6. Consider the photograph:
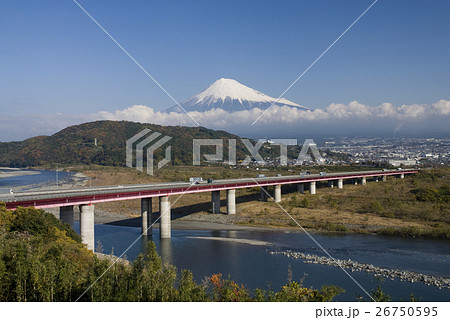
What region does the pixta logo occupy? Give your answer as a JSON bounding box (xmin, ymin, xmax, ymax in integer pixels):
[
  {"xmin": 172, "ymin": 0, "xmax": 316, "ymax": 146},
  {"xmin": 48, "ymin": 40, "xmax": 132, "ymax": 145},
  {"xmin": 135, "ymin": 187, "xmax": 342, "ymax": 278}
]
[
  {"xmin": 193, "ymin": 138, "xmax": 324, "ymax": 166},
  {"xmin": 126, "ymin": 130, "xmax": 323, "ymax": 175},
  {"xmin": 126, "ymin": 129, "xmax": 172, "ymax": 175}
]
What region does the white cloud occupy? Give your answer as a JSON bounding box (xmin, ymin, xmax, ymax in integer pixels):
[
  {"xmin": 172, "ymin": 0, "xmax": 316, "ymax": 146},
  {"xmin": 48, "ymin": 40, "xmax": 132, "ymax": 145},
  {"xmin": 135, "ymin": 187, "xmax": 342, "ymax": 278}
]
[
  {"xmin": 325, "ymin": 101, "xmax": 372, "ymax": 119},
  {"xmin": 1, "ymin": 99, "xmax": 449, "ymax": 142},
  {"xmin": 97, "ymin": 99, "xmax": 450, "ymax": 125},
  {"xmin": 432, "ymin": 99, "xmax": 450, "ymax": 115}
]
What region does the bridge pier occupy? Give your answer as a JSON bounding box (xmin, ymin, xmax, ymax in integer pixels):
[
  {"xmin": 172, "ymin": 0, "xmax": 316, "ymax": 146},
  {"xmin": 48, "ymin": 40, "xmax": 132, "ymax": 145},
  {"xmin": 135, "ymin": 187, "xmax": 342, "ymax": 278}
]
[
  {"xmin": 310, "ymin": 181, "xmax": 316, "ymax": 195},
  {"xmin": 141, "ymin": 198, "xmax": 152, "ymax": 235},
  {"xmin": 361, "ymin": 177, "xmax": 367, "ymax": 185},
  {"xmin": 60, "ymin": 205, "xmax": 74, "ymax": 228},
  {"xmin": 80, "ymin": 204, "xmax": 95, "ymax": 251},
  {"xmin": 274, "ymin": 184, "xmax": 281, "ymax": 203},
  {"xmin": 297, "ymin": 183, "xmax": 304, "ymax": 194},
  {"xmin": 399, "ymin": 173, "xmax": 404, "ymax": 179},
  {"xmin": 211, "ymin": 190, "xmax": 221, "ymax": 214},
  {"xmin": 382, "ymin": 175, "xmax": 387, "ymax": 182},
  {"xmin": 227, "ymin": 189, "xmax": 236, "ymax": 215},
  {"xmin": 159, "ymin": 196, "xmax": 171, "ymax": 239},
  {"xmin": 260, "ymin": 187, "xmax": 268, "ymax": 202},
  {"xmin": 337, "ymin": 179, "xmax": 343, "ymax": 189}
]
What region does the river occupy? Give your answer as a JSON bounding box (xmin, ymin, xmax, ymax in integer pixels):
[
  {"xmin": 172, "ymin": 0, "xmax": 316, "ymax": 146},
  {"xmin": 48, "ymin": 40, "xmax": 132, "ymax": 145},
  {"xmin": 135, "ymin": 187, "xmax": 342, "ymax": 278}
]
[
  {"xmin": 82, "ymin": 221, "xmax": 450, "ymax": 302},
  {"xmin": 0, "ymin": 167, "xmax": 73, "ymax": 191},
  {"xmin": 1, "ymin": 169, "xmax": 449, "ymax": 301}
]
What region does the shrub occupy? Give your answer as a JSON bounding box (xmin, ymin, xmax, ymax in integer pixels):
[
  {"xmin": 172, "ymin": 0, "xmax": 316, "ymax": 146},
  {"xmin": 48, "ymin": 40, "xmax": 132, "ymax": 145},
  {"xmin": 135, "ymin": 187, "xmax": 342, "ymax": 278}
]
[
  {"xmin": 301, "ymin": 198, "xmax": 310, "ymax": 208},
  {"xmin": 368, "ymin": 201, "xmax": 384, "ymax": 215}
]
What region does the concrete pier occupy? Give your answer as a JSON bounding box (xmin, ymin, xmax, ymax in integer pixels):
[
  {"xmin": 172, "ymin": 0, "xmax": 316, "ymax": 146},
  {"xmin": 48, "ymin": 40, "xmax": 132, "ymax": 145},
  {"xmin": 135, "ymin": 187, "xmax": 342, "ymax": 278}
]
[
  {"xmin": 260, "ymin": 187, "xmax": 268, "ymax": 202},
  {"xmin": 141, "ymin": 198, "xmax": 152, "ymax": 235},
  {"xmin": 400, "ymin": 173, "xmax": 405, "ymax": 179},
  {"xmin": 80, "ymin": 204, "xmax": 95, "ymax": 251},
  {"xmin": 337, "ymin": 179, "xmax": 343, "ymax": 189},
  {"xmin": 159, "ymin": 196, "xmax": 171, "ymax": 239},
  {"xmin": 361, "ymin": 177, "xmax": 367, "ymax": 185},
  {"xmin": 274, "ymin": 184, "xmax": 281, "ymax": 203},
  {"xmin": 297, "ymin": 183, "xmax": 304, "ymax": 194},
  {"xmin": 382, "ymin": 175, "xmax": 387, "ymax": 182},
  {"xmin": 310, "ymin": 181, "xmax": 316, "ymax": 195},
  {"xmin": 60, "ymin": 205, "xmax": 74, "ymax": 227},
  {"xmin": 211, "ymin": 190, "xmax": 221, "ymax": 214},
  {"xmin": 226, "ymin": 189, "xmax": 236, "ymax": 215}
]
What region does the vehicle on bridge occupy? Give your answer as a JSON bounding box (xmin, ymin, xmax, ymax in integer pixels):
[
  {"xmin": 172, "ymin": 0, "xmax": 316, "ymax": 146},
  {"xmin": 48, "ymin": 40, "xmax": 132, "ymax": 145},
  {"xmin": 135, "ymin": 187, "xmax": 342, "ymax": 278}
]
[{"xmin": 189, "ymin": 177, "xmax": 203, "ymax": 184}]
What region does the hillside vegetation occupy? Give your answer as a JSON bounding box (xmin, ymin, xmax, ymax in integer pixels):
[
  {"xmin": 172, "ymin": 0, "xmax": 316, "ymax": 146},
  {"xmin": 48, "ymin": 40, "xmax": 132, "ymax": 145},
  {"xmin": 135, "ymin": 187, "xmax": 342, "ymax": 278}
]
[
  {"xmin": 0, "ymin": 120, "xmax": 259, "ymax": 167},
  {"xmin": 243, "ymin": 168, "xmax": 450, "ymax": 238}
]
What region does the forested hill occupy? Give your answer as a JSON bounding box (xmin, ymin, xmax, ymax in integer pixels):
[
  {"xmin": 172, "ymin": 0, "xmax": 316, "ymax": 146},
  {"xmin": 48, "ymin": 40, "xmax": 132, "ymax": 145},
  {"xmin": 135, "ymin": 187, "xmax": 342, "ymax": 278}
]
[{"xmin": 0, "ymin": 121, "xmax": 254, "ymax": 167}]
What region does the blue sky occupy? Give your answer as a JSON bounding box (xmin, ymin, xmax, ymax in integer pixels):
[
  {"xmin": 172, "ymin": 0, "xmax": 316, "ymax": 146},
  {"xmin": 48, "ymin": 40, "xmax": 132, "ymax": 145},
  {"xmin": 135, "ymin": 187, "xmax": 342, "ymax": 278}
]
[{"xmin": 0, "ymin": 0, "xmax": 449, "ymax": 140}]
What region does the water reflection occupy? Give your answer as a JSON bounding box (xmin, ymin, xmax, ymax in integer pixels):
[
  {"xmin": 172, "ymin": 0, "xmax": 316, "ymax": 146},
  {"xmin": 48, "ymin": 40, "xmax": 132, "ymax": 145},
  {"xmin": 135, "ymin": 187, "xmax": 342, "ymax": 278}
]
[{"xmin": 160, "ymin": 238, "xmax": 173, "ymax": 265}]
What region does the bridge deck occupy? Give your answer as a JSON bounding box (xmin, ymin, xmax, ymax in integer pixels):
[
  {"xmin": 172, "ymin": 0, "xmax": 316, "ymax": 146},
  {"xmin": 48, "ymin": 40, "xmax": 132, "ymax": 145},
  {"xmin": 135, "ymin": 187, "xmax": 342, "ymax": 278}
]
[{"xmin": 1, "ymin": 169, "xmax": 417, "ymax": 210}]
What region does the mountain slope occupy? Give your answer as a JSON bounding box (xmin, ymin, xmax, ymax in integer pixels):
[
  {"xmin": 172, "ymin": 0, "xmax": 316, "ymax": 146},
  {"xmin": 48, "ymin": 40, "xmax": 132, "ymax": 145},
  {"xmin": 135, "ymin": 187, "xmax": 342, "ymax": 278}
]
[
  {"xmin": 0, "ymin": 121, "xmax": 257, "ymax": 167},
  {"xmin": 167, "ymin": 78, "xmax": 308, "ymax": 112}
]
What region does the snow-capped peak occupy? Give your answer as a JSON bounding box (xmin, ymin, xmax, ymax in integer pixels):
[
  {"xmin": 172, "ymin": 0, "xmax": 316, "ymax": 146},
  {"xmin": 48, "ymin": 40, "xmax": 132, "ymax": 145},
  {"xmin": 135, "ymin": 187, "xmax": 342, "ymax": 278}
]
[
  {"xmin": 167, "ymin": 78, "xmax": 308, "ymax": 112},
  {"xmin": 193, "ymin": 78, "xmax": 302, "ymax": 107}
]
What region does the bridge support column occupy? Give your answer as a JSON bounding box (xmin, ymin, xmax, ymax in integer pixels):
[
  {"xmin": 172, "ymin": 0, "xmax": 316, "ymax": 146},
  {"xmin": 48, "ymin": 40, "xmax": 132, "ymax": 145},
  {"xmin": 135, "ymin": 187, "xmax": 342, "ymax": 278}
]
[
  {"xmin": 159, "ymin": 196, "xmax": 171, "ymax": 239},
  {"xmin": 310, "ymin": 181, "xmax": 316, "ymax": 195},
  {"xmin": 399, "ymin": 173, "xmax": 404, "ymax": 179},
  {"xmin": 60, "ymin": 206, "xmax": 74, "ymax": 228},
  {"xmin": 141, "ymin": 198, "xmax": 152, "ymax": 235},
  {"xmin": 382, "ymin": 175, "xmax": 387, "ymax": 182},
  {"xmin": 361, "ymin": 177, "xmax": 367, "ymax": 186},
  {"xmin": 337, "ymin": 179, "xmax": 343, "ymax": 189},
  {"xmin": 227, "ymin": 189, "xmax": 236, "ymax": 215},
  {"xmin": 80, "ymin": 204, "xmax": 95, "ymax": 251},
  {"xmin": 212, "ymin": 191, "xmax": 221, "ymax": 214},
  {"xmin": 260, "ymin": 187, "xmax": 268, "ymax": 202},
  {"xmin": 297, "ymin": 183, "xmax": 304, "ymax": 194},
  {"xmin": 327, "ymin": 180, "xmax": 334, "ymax": 188},
  {"xmin": 274, "ymin": 184, "xmax": 281, "ymax": 203}
]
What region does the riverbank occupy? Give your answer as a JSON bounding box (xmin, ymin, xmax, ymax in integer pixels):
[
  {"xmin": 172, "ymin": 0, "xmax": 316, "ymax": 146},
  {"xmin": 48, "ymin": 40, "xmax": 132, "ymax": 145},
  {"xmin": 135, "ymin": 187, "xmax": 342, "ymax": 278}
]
[{"xmin": 44, "ymin": 204, "xmax": 270, "ymax": 231}]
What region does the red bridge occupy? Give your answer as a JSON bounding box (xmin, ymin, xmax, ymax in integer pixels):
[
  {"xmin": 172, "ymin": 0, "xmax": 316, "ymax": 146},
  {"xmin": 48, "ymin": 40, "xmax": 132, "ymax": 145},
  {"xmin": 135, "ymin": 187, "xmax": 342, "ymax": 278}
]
[{"xmin": 1, "ymin": 169, "xmax": 418, "ymax": 251}]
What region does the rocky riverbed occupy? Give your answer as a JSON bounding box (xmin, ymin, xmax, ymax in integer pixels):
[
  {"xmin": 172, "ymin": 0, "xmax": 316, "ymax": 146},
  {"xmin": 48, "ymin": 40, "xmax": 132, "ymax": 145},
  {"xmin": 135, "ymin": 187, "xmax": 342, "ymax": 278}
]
[{"xmin": 269, "ymin": 250, "xmax": 450, "ymax": 290}]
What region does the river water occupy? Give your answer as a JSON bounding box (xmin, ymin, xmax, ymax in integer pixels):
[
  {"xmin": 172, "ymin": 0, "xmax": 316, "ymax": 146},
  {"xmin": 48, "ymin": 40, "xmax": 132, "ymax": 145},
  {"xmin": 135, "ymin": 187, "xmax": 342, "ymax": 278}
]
[
  {"xmin": 0, "ymin": 168, "xmax": 73, "ymax": 191},
  {"xmin": 1, "ymin": 170, "xmax": 449, "ymax": 301},
  {"xmin": 81, "ymin": 222, "xmax": 449, "ymax": 302}
]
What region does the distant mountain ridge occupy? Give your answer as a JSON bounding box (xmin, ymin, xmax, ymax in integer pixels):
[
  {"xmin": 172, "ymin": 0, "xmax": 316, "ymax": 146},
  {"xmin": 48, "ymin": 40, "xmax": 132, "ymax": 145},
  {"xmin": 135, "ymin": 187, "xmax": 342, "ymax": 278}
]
[
  {"xmin": 0, "ymin": 121, "xmax": 256, "ymax": 168},
  {"xmin": 167, "ymin": 78, "xmax": 308, "ymax": 112}
]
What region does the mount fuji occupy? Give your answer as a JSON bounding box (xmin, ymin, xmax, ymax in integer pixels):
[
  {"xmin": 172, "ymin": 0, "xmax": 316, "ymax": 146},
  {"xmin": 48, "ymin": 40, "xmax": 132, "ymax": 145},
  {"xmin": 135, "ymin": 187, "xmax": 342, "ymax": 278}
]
[{"xmin": 166, "ymin": 78, "xmax": 308, "ymax": 112}]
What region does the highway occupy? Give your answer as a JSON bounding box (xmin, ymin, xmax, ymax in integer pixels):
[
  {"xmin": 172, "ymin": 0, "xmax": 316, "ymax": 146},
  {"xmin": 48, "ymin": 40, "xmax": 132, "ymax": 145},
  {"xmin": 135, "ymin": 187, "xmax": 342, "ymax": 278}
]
[{"xmin": 1, "ymin": 169, "xmax": 418, "ymax": 210}]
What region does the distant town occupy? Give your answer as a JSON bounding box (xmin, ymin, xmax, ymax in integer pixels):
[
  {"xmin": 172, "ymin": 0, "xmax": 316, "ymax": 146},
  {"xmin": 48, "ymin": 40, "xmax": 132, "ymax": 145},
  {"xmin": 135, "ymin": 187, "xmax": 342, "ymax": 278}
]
[{"xmin": 319, "ymin": 136, "xmax": 449, "ymax": 167}]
